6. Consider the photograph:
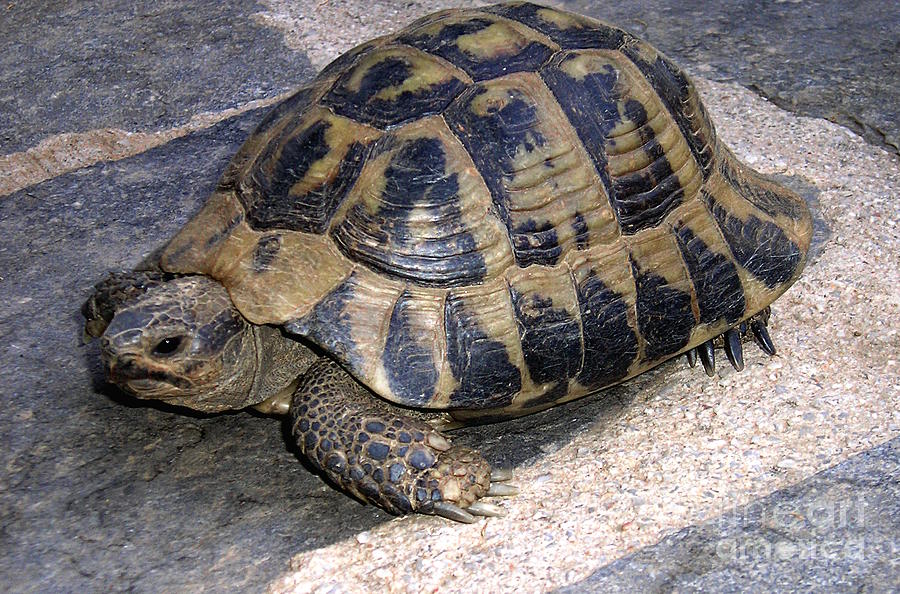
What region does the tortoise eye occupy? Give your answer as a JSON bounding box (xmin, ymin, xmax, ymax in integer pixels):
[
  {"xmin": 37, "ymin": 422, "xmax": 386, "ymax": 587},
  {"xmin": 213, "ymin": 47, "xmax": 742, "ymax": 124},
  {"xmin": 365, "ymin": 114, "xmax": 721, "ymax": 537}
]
[{"xmin": 152, "ymin": 336, "xmax": 183, "ymax": 356}]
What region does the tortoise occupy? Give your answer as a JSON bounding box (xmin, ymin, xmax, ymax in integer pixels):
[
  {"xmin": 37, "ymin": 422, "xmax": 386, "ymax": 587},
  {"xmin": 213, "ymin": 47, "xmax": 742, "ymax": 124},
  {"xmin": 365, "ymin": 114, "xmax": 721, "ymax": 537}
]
[{"xmin": 83, "ymin": 1, "xmax": 813, "ymax": 522}]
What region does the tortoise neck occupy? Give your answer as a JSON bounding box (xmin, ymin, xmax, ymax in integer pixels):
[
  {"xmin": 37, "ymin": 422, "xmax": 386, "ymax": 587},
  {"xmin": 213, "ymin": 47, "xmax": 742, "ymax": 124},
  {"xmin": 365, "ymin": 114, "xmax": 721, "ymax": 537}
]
[{"xmin": 247, "ymin": 325, "xmax": 319, "ymax": 411}]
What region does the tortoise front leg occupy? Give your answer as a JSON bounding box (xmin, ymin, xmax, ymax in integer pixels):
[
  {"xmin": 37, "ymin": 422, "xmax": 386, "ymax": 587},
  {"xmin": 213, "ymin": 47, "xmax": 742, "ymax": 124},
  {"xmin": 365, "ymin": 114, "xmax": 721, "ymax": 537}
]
[{"xmin": 290, "ymin": 358, "xmax": 515, "ymax": 522}]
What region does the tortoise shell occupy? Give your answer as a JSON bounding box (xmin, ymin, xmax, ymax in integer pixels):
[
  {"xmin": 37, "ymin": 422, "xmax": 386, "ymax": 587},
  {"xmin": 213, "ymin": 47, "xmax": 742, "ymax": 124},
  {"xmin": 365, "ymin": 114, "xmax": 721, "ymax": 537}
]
[{"xmin": 160, "ymin": 2, "xmax": 813, "ymax": 416}]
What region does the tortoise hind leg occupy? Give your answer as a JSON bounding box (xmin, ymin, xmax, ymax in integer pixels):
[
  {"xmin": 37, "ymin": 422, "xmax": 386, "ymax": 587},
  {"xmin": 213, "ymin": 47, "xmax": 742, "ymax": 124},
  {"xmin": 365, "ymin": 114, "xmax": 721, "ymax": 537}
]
[{"xmin": 290, "ymin": 358, "xmax": 515, "ymax": 522}]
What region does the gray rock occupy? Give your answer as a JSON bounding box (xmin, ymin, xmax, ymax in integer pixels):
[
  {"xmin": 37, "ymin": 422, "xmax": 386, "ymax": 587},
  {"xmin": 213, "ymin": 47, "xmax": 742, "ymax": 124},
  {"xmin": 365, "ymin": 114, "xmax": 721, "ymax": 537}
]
[{"xmin": 0, "ymin": 0, "xmax": 313, "ymax": 155}]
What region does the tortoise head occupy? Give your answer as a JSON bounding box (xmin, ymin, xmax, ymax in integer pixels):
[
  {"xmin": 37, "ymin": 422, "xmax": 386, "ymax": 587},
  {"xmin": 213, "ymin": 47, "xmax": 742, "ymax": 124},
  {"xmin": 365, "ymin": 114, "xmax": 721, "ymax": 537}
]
[{"xmin": 97, "ymin": 276, "xmax": 259, "ymax": 413}]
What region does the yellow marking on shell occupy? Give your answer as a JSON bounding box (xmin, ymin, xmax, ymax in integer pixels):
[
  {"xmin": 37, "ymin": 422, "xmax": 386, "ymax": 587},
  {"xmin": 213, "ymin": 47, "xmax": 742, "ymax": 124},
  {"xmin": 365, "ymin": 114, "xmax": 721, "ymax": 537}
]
[
  {"xmin": 340, "ymin": 45, "xmax": 471, "ymax": 101},
  {"xmin": 475, "ymin": 72, "xmax": 621, "ymax": 252},
  {"xmin": 335, "ymin": 268, "xmax": 404, "ymax": 399},
  {"xmin": 279, "ymin": 108, "xmax": 381, "ymax": 198},
  {"xmin": 556, "ymin": 49, "xmax": 624, "ymax": 85},
  {"xmin": 160, "ymin": 189, "xmax": 354, "ymax": 324},
  {"xmin": 455, "ymin": 21, "xmax": 537, "ymax": 60}
]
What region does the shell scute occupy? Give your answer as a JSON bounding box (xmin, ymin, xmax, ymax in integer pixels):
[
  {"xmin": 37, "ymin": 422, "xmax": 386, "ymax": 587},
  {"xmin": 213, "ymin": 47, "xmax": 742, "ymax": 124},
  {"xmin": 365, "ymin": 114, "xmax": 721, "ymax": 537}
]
[
  {"xmin": 329, "ymin": 116, "xmax": 512, "ymax": 287},
  {"xmin": 627, "ymin": 227, "xmax": 697, "ymax": 362},
  {"xmin": 541, "ymin": 50, "xmax": 702, "ymax": 235},
  {"xmin": 669, "ymin": 200, "xmax": 747, "ymax": 327},
  {"xmin": 445, "ymin": 71, "xmax": 619, "ymax": 267},
  {"xmin": 568, "ymin": 245, "xmax": 639, "ymax": 391},
  {"xmin": 239, "ymin": 107, "xmax": 380, "ymax": 234},
  {"xmin": 321, "ymin": 45, "xmax": 470, "ymax": 129},
  {"xmin": 443, "ymin": 281, "xmax": 523, "ymax": 409},
  {"xmin": 506, "ymin": 264, "xmax": 583, "ymax": 390}
]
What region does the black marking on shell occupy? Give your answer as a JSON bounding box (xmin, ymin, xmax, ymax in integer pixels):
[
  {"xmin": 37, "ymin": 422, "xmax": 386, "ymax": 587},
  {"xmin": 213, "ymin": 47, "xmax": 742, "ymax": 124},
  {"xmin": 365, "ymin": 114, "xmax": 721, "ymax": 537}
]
[
  {"xmin": 285, "ymin": 273, "xmax": 359, "ymax": 368},
  {"xmin": 720, "ymin": 160, "xmax": 808, "ymax": 221},
  {"xmin": 203, "ymin": 212, "xmax": 244, "ymax": 249},
  {"xmin": 631, "ymin": 256, "xmax": 695, "ymax": 361},
  {"xmin": 445, "ymin": 85, "xmax": 561, "ymax": 267},
  {"xmin": 252, "ymin": 234, "xmax": 282, "ymax": 272},
  {"xmin": 621, "ymin": 47, "xmax": 714, "ymax": 177},
  {"xmin": 485, "ymin": 2, "xmax": 626, "ymax": 50},
  {"xmin": 511, "ymin": 219, "xmax": 561, "ymax": 266},
  {"xmin": 331, "ymin": 136, "xmax": 487, "ymax": 286},
  {"xmin": 609, "ymin": 101, "xmax": 684, "ymax": 234},
  {"xmin": 242, "ymin": 118, "xmax": 371, "ymax": 234},
  {"xmin": 398, "ymin": 17, "xmax": 555, "ymax": 82},
  {"xmin": 383, "ymin": 291, "xmax": 438, "ymax": 405},
  {"xmin": 322, "ymin": 54, "xmax": 467, "ymax": 128},
  {"xmin": 539, "ymin": 54, "xmax": 616, "ymax": 194},
  {"xmin": 508, "ymin": 287, "xmax": 582, "ymax": 386},
  {"xmin": 572, "ymin": 212, "xmax": 589, "ymax": 250},
  {"xmin": 444, "ymin": 294, "xmax": 521, "ymax": 408},
  {"xmin": 703, "ymin": 192, "xmax": 803, "ymax": 289},
  {"xmin": 574, "ymin": 271, "xmax": 638, "ymax": 389},
  {"xmin": 673, "ymin": 224, "xmax": 746, "ymax": 325}
]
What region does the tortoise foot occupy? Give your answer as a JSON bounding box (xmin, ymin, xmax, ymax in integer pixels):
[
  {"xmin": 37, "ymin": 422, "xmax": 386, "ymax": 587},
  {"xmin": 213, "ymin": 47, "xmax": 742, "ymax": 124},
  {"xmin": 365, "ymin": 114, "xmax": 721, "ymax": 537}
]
[
  {"xmin": 291, "ymin": 358, "xmax": 514, "ymax": 521},
  {"xmin": 684, "ymin": 307, "xmax": 775, "ymax": 377},
  {"xmin": 425, "ymin": 447, "xmax": 518, "ymax": 523}
]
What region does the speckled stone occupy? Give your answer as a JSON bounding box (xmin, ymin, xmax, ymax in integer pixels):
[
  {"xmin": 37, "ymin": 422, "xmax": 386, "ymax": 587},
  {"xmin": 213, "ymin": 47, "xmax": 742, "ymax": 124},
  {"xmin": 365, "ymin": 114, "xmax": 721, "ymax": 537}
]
[{"xmin": 560, "ymin": 437, "xmax": 900, "ymax": 593}]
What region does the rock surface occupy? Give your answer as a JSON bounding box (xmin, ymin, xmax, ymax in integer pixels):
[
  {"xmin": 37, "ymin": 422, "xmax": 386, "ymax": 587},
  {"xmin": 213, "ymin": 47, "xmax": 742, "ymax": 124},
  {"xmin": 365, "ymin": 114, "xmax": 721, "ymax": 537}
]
[{"xmin": 560, "ymin": 437, "xmax": 900, "ymax": 593}]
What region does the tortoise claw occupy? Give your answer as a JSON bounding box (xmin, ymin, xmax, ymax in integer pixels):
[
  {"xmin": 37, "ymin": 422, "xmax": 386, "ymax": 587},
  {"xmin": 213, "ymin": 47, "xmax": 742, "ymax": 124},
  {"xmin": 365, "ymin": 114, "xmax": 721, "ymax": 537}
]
[
  {"xmin": 467, "ymin": 501, "xmax": 507, "ymax": 518},
  {"xmin": 724, "ymin": 328, "xmax": 744, "ymax": 371},
  {"xmin": 751, "ymin": 319, "xmax": 776, "ymax": 356},
  {"xmin": 686, "ymin": 347, "xmax": 698, "ymax": 368},
  {"xmin": 490, "ymin": 467, "xmax": 513, "ymax": 482},
  {"xmin": 486, "ymin": 482, "xmax": 519, "ymax": 497},
  {"xmin": 698, "ymin": 340, "xmax": 716, "ymax": 377},
  {"xmin": 433, "ymin": 501, "xmax": 478, "ymax": 524}
]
